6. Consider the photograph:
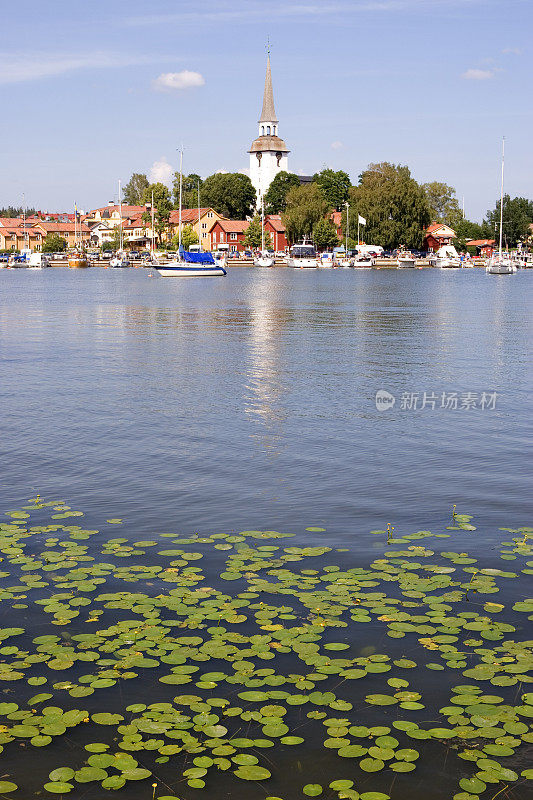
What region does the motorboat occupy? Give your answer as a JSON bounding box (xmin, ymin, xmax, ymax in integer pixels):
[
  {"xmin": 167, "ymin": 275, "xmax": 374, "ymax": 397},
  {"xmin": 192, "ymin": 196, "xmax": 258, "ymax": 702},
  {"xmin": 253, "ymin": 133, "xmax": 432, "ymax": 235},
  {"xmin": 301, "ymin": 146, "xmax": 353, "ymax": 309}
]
[
  {"xmin": 287, "ymin": 243, "xmax": 318, "ymax": 268},
  {"xmin": 352, "ymin": 254, "xmax": 374, "ymax": 268},
  {"xmin": 28, "ymin": 253, "xmax": 50, "ymax": 270},
  {"xmin": 397, "ymin": 250, "xmax": 416, "ymax": 268},
  {"xmin": 428, "ymin": 245, "xmax": 461, "ymax": 269},
  {"xmin": 319, "ymin": 252, "xmax": 334, "ymax": 268},
  {"xmin": 154, "ymin": 249, "xmax": 226, "ymax": 278},
  {"xmin": 336, "ymin": 257, "xmax": 352, "ymax": 268}
]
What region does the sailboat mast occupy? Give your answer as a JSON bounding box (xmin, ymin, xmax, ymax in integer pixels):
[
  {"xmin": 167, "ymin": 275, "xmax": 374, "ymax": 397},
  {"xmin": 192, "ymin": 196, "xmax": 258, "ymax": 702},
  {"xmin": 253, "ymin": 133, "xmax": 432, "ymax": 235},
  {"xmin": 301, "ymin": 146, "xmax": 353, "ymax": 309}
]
[
  {"xmin": 151, "ymin": 190, "xmax": 155, "ymax": 253},
  {"xmin": 118, "ymin": 179, "xmax": 123, "ymax": 251},
  {"xmin": 178, "ymin": 147, "xmax": 183, "ymax": 250},
  {"xmin": 22, "ymin": 193, "xmax": 27, "ymax": 251},
  {"xmin": 198, "ymin": 181, "xmax": 201, "ymax": 251},
  {"xmin": 499, "ymin": 138, "xmax": 505, "ymax": 255}
]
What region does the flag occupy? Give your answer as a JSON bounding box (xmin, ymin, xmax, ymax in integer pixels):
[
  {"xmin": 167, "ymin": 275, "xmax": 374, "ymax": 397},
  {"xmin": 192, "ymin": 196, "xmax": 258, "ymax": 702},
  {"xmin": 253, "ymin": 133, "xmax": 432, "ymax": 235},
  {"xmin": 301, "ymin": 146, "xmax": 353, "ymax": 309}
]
[{"xmin": 358, "ymin": 215, "xmax": 366, "ymax": 225}]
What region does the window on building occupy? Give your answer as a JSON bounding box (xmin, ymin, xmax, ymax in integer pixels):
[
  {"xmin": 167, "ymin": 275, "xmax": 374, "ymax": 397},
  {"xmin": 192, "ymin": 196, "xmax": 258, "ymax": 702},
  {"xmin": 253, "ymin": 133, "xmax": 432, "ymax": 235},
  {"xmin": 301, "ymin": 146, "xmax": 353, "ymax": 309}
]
[
  {"xmin": 230, "ymin": 233, "xmax": 237, "ymax": 240},
  {"xmin": 202, "ymin": 223, "xmax": 207, "ymax": 229},
  {"xmin": 207, "ymin": 212, "xmax": 213, "ymax": 218},
  {"xmin": 261, "ymin": 126, "xmax": 265, "ymax": 135},
  {"xmin": 267, "ymin": 125, "xmax": 271, "ymax": 135}
]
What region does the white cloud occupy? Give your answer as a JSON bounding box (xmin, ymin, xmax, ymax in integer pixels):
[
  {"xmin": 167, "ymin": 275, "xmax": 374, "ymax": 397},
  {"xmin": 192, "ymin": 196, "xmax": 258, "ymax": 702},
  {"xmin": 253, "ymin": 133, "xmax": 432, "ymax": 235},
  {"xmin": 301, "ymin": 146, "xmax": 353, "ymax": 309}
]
[
  {"xmin": 216, "ymin": 169, "xmax": 229, "ymax": 174},
  {"xmin": 461, "ymin": 68, "xmax": 495, "ymax": 80},
  {"xmin": 502, "ymin": 47, "xmax": 521, "ymax": 55},
  {"xmin": 152, "ymin": 71, "xmax": 205, "ymax": 92},
  {"xmin": 331, "ymin": 141, "xmax": 344, "ymax": 150},
  {"xmin": 0, "ymin": 52, "xmax": 168, "ymax": 85},
  {"xmin": 149, "ymin": 158, "xmax": 174, "ymax": 186}
]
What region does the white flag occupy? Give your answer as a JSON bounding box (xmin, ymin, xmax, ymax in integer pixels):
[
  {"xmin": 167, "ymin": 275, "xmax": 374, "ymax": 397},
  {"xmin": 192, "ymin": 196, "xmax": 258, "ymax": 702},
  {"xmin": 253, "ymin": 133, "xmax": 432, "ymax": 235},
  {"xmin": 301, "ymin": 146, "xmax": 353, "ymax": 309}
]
[{"xmin": 358, "ymin": 215, "xmax": 366, "ymax": 225}]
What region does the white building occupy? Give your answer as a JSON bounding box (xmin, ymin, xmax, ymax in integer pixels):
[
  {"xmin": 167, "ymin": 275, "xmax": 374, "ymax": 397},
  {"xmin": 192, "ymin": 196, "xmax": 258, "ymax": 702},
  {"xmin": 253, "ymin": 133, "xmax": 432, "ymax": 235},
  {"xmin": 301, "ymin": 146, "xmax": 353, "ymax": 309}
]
[{"xmin": 249, "ymin": 56, "xmax": 289, "ymax": 206}]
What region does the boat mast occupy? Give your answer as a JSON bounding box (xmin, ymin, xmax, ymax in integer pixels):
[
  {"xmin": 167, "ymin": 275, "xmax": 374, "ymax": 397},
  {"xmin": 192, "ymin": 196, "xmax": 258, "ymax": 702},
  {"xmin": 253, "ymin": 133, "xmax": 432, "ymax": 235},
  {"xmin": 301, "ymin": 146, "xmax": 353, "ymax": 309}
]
[
  {"xmin": 22, "ymin": 192, "xmax": 27, "ymax": 252},
  {"xmin": 74, "ymin": 203, "xmax": 77, "ymax": 249},
  {"xmin": 118, "ymin": 179, "xmax": 123, "ymax": 251},
  {"xmin": 178, "ymin": 147, "xmax": 183, "ymax": 251},
  {"xmin": 151, "ymin": 190, "xmax": 155, "ymax": 253},
  {"xmin": 198, "ymin": 181, "xmax": 201, "ymax": 251},
  {"xmin": 499, "ymin": 137, "xmax": 505, "ymax": 256}
]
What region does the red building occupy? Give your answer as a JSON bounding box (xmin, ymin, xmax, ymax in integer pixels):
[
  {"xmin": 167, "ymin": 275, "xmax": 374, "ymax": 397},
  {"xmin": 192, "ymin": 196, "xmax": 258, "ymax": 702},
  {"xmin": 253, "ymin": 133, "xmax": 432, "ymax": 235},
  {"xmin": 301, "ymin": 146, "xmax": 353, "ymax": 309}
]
[
  {"xmin": 209, "ymin": 220, "xmax": 249, "ymax": 251},
  {"xmin": 423, "ymin": 222, "xmax": 456, "ymax": 252},
  {"xmin": 209, "ymin": 215, "xmax": 287, "ymax": 252},
  {"xmin": 467, "ymin": 239, "xmax": 495, "ymax": 257}
]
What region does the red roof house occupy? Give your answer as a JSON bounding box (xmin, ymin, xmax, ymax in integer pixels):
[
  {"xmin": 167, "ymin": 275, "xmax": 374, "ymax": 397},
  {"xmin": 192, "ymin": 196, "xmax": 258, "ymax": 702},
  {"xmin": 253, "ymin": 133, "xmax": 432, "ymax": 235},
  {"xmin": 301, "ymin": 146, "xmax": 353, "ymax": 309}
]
[{"xmin": 423, "ymin": 222, "xmax": 456, "ymax": 252}]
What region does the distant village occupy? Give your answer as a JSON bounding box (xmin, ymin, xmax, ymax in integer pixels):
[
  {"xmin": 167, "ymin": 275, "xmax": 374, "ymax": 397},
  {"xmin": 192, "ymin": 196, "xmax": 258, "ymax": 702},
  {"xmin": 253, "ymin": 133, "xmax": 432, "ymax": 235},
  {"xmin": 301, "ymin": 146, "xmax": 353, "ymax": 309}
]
[{"xmin": 1, "ymin": 56, "xmax": 531, "ymax": 258}]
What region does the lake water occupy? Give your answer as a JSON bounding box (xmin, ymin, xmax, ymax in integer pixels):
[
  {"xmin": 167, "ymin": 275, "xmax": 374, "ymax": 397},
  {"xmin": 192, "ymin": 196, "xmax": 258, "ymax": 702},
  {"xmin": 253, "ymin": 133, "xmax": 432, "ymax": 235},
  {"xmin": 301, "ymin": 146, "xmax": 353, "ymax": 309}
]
[
  {"xmin": 1, "ymin": 267, "xmax": 531, "ymax": 540},
  {"xmin": 0, "ymin": 267, "xmax": 531, "ymax": 800}
]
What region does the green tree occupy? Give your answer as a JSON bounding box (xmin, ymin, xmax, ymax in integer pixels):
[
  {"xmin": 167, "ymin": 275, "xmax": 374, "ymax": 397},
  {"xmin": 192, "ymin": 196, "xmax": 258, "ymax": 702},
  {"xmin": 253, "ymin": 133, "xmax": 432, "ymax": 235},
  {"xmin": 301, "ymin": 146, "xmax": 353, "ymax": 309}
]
[
  {"xmin": 312, "ymin": 218, "xmax": 339, "ymax": 251},
  {"xmin": 282, "ymin": 184, "xmax": 329, "ymax": 244},
  {"xmin": 243, "ymin": 215, "xmax": 273, "ymax": 249},
  {"xmin": 171, "ymin": 224, "xmax": 199, "ymax": 251},
  {"xmin": 102, "ymin": 240, "xmax": 115, "ymax": 251},
  {"xmin": 453, "ymin": 217, "xmax": 491, "ymax": 252},
  {"xmin": 264, "ymin": 171, "xmax": 301, "ymax": 214},
  {"xmin": 422, "ymin": 181, "xmax": 463, "ymax": 228},
  {"xmin": 346, "ymin": 162, "xmax": 430, "ymax": 250},
  {"xmin": 142, "ymin": 183, "xmax": 173, "ymax": 242},
  {"xmin": 42, "ymin": 233, "xmax": 67, "ymax": 252},
  {"xmin": 122, "ymin": 173, "xmax": 149, "ymax": 205},
  {"xmin": 313, "ymin": 168, "xmax": 351, "ymax": 210},
  {"xmin": 172, "ymin": 173, "xmax": 203, "ymax": 208},
  {"xmin": 201, "ymin": 173, "xmax": 256, "ymax": 219},
  {"xmin": 484, "ymin": 194, "xmax": 533, "ymax": 248}
]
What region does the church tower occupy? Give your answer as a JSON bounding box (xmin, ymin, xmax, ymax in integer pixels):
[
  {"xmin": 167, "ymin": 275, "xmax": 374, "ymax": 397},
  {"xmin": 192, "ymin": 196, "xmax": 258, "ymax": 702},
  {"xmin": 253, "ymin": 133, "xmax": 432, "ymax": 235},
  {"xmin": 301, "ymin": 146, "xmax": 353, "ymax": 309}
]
[{"xmin": 249, "ymin": 55, "xmax": 289, "ymax": 206}]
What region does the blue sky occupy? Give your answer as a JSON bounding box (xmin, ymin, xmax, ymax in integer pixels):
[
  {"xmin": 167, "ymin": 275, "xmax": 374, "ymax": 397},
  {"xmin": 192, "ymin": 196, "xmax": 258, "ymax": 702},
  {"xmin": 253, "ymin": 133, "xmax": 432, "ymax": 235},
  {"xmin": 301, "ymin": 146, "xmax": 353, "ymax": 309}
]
[{"xmin": 0, "ymin": 0, "xmax": 530, "ymax": 221}]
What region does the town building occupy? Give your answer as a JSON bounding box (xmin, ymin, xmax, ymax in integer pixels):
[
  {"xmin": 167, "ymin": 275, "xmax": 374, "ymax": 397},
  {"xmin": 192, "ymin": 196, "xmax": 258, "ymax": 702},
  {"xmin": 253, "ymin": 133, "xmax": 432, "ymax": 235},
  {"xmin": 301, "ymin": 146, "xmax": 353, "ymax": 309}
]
[
  {"xmin": 208, "ymin": 215, "xmax": 287, "ymax": 253},
  {"xmin": 249, "ymin": 56, "xmax": 289, "ymax": 206},
  {"xmin": 467, "ymin": 239, "xmax": 496, "ymax": 257},
  {"xmin": 167, "ymin": 208, "xmax": 222, "ymax": 248},
  {"xmin": 0, "ymin": 218, "xmax": 90, "ymax": 250},
  {"xmin": 423, "ymin": 222, "xmax": 457, "ymax": 252}
]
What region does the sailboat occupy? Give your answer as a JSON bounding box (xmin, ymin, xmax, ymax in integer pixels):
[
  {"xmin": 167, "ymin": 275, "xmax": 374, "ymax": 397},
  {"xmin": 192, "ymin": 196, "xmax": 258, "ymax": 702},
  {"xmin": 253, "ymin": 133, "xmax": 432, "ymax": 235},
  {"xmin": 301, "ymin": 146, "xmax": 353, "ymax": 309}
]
[
  {"xmin": 110, "ymin": 180, "xmax": 130, "ymax": 267},
  {"xmin": 486, "ymin": 139, "xmax": 517, "ymax": 275},
  {"xmin": 68, "ymin": 204, "xmax": 89, "ymax": 268},
  {"xmin": 253, "ymin": 195, "xmax": 275, "ymax": 267},
  {"xmin": 154, "ymin": 149, "xmax": 226, "ymax": 278}
]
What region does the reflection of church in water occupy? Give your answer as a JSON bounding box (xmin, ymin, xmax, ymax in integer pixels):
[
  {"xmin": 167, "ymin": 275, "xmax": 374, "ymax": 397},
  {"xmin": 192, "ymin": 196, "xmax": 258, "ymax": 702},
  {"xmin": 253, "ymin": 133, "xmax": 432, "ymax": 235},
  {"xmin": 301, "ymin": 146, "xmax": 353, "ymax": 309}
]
[{"xmin": 248, "ymin": 56, "xmax": 290, "ymax": 205}]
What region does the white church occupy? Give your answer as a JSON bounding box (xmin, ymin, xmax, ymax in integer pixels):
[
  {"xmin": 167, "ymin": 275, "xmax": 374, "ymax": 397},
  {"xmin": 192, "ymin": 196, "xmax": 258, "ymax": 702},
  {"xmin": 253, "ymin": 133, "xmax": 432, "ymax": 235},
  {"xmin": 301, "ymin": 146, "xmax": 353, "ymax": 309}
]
[{"xmin": 248, "ymin": 56, "xmax": 289, "ymax": 205}]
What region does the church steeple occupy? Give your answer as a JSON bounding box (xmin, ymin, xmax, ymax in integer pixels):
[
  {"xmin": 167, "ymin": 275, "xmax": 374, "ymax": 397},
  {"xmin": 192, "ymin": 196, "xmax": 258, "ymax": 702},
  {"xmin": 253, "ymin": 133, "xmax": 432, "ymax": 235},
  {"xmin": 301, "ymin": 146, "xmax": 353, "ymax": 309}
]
[
  {"xmin": 259, "ymin": 56, "xmax": 278, "ymax": 126},
  {"xmin": 249, "ymin": 51, "xmax": 289, "ymax": 205}
]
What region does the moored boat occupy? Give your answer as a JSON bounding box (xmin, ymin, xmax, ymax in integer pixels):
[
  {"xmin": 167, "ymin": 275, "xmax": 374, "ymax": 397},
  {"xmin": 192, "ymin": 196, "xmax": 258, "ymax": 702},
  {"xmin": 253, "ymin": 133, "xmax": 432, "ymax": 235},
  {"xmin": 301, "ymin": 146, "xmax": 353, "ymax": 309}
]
[
  {"xmin": 68, "ymin": 250, "xmax": 89, "ymax": 269},
  {"xmin": 397, "ymin": 249, "xmax": 416, "ymax": 268},
  {"xmin": 486, "ymin": 138, "xmax": 517, "ymax": 276},
  {"xmin": 155, "ymin": 250, "xmax": 226, "ymax": 277},
  {"xmin": 287, "ymin": 243, "xmax": 318, "ymax": 268},
  {"xmin": 352, "ymin": 254, "xmax": 374, "ymax": 268},
  {"xmin": 428, "ymin": 245, "xmax": 462, "ymax": 269}
]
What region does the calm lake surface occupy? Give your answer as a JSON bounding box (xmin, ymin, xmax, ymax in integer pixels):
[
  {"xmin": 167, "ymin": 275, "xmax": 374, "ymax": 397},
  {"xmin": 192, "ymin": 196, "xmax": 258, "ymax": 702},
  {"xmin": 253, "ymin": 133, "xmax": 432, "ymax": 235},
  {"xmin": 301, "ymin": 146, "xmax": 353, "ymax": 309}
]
[
  {"xmin": 0, "ymin": 267, "xmax": 531, "ymax": 800},
  {"xmin": 1, "ymin": 267, "xmax": 531, "ymax": 540}
]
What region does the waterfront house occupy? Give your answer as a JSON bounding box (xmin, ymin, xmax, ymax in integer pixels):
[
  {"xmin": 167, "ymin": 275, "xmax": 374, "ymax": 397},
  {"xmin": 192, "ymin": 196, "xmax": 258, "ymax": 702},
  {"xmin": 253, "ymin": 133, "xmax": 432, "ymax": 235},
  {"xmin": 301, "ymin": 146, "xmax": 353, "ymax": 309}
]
[
  {"xmin": 167, "ymin": 208, "xmax": 222, "ymax": 249},
  {"xmin": 208, "ymin": 215, "xmax": 287, "ymax": 252},
  {"xmin": 423, "ymin": 222, "xmax": 456, "ymax": 252},
  {"xmin": 84, "ymin": 203, "xmax": 146, "ymax": 228},
  {"xmin": 0, "ymin": 218, "xmax": 90, "ymax": 250},
  {"xmin": 264, "ymin": 215, "xmax": 288, "ymax": 251},
  {"xmin": 467, "ymin": 239, "xmax": 496, "ymax": 257}
]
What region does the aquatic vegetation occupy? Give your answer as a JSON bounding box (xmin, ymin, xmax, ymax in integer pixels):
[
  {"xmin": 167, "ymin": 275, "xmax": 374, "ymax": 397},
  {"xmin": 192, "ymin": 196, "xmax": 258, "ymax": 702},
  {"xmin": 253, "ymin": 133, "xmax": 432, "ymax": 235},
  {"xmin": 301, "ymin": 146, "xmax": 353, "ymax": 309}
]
[{"xmin": 0, "ymin": 499, "xmax": 531, "ymax": 798}]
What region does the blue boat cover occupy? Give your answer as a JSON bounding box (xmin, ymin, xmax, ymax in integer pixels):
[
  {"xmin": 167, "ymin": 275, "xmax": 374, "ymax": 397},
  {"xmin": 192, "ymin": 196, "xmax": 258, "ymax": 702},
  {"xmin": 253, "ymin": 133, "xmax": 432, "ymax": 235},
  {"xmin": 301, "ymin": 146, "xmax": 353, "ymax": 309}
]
[{"xmin": 179, "ymin": 248, "xmax": 215, "ymax": 265}]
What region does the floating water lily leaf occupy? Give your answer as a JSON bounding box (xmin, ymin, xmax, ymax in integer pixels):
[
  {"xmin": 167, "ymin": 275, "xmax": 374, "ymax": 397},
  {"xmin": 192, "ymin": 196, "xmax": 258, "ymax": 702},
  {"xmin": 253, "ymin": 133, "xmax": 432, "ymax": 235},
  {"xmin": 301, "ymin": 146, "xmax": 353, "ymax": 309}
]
[
  {"xmin": 234, "ymin": 766, "xmax": 271, "ymax": 781},
  {"xmin": 44, "ymin": 782, "xmax": 73, "ymax": 793},
  {"xmin": 303, "ymin": 785, "xmax": 323, "ymax": 796},
  {"xmin": 0, "ymin": 782, "xmax": 18, "ymax": 793}
]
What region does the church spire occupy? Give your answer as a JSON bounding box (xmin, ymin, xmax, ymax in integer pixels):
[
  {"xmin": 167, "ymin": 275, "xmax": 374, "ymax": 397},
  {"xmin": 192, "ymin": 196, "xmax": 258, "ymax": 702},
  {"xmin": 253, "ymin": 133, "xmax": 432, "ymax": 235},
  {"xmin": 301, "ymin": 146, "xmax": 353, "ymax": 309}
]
[{"xmin": 259, "ymin": 55, "xmax": 278, "ymax": 124}]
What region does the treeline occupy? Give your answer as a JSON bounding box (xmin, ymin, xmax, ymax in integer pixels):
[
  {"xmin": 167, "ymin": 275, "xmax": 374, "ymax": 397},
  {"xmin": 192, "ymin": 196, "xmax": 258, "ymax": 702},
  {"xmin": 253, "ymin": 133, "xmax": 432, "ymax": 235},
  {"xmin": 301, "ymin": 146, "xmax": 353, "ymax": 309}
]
[
  {"xmin": 121, "ymin": 167, "xmax": 533, "ymax": 250},
  {"xmin": 0, "ymin": 206, "xmax": 38, "ymax": 218}
]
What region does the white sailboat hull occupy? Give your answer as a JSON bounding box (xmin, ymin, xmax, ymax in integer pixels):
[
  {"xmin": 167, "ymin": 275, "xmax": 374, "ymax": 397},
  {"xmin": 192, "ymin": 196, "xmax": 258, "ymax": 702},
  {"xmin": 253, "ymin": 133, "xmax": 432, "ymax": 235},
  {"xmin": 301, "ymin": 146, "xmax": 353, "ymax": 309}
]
[
  {"xmin": 254, "ymin": 257, "xmax": 275, "ymax": 267},
  {"xmin": 288, "ymin": 258, "xmax": 318, "ymax": 268},
  {"xmin": 486, "ymin": 257, "xmax": 517, "ymax": 274},
  {"xmin": 155, "ymin": 263, "xmax": 227, "ymax": 277}
]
